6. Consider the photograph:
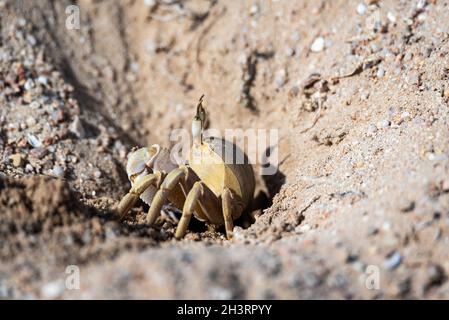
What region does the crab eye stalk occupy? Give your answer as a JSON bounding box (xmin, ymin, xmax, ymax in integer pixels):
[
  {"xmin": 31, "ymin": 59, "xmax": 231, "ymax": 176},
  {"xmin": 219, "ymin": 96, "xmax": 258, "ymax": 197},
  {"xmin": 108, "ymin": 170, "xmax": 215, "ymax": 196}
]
[{"xmin": 192, "ymin": 94, "xmax": 206, "ymax": 145}]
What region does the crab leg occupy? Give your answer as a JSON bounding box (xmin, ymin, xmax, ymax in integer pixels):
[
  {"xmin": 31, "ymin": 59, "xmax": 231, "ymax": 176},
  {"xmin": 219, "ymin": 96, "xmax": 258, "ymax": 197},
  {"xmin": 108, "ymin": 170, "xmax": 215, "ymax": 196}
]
[
  {"xmin": 147, "ymin": 166, "xmax": 189, "ymax": 225},
  {"xmin": 175, "ymin": 181, "xmax": 203, "ymax": 239},
  {"xmin": 117, "ymin": 171, "xmax": 162, "ymax": 219},
  {"xmin": 222, "ymin": 188, "xmax": 234, "ymax": 239}
]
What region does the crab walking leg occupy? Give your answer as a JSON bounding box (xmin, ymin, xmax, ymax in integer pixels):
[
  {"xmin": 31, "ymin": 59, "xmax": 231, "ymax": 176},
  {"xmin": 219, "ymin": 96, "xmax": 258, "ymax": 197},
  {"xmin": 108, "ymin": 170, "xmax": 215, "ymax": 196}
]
[
  {"xmin": 222, "ymin": 188, "xmax": 234, "ymax": 239},
  {"xmin": 175, "ymin": 181, "xmax": 203, "ymax": 239},
  {"xmin": 147, "ymin": 166, "xmax": 189, "ymax": 225},
  {"xmin": 117, "ymin": 172, "xmax": 163, "ymax": 219}
]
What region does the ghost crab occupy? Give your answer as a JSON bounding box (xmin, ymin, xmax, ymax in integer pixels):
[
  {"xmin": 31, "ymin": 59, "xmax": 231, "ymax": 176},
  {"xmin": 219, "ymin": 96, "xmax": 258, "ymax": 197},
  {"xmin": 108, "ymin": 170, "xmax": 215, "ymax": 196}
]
[{"xmin": 117, "ymin": 96, "xmax": 255, "ymax": 239}]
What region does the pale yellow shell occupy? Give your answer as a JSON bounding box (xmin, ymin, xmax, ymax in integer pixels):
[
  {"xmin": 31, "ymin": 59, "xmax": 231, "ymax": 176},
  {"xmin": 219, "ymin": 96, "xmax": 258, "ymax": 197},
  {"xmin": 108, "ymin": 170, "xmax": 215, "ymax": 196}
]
[{"xmin": 189, "ymin": 137, "xmax": 255, "ymax": 207}]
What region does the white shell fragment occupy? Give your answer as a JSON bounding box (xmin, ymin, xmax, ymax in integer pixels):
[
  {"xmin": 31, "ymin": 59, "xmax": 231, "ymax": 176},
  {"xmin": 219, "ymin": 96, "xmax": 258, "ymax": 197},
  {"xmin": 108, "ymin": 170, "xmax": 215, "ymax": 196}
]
[{"xmin": 311, "ymin": 37, "xmax": 325, "ymax": 52}]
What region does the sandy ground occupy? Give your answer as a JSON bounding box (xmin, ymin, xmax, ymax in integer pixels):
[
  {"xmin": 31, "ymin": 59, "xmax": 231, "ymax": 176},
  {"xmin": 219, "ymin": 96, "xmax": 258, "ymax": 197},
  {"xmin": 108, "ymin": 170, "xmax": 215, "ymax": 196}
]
[{"xmin": 1, "ymin": 0, "xmax": 449, "ymax": 299}]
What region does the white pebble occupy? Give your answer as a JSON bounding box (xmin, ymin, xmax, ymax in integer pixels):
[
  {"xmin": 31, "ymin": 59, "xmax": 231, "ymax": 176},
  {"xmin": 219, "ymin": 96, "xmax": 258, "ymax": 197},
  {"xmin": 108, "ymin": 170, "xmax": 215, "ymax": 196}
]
[
  {"xmin": 274, "ymin": 69, "xmax": 287, "ymax": 88},
  {"xmin": 27, "ymin": 133, "xmax": 43, "ymax": 148},
  {"xmin": 376, "ymin": 68, "xmax": 385, "ymax": 78},
  {"xmin": 311, "ymin": 37, "xmax": 325, "ymax": 52},
  {"xmin": 383, "ymin": 251, "xmax": 402, "ymax": 270},
  {"xmin": 143, "ymin": 0, "xmax": 156, "ymax": 7},
  {"xmin": 378, "ymin": 119, "xmax": 391, "ymax": 128},
  {"xmin": 41, "ymin": 281, "xmax": 64, "ymax": 299},
  {"xmin": 416, "ymin": 0, "xmax": 427, "ymax": 10},
  {"xmin": 367, "ymin": 124, "xmax": 378, "ymax": 134},
  {"xmin": 249, "ymin": 4, "xmax": 259, "ymax": 15},
  {"xmin": 356, "ymin": 3, "xmax": 367, "ymax": 15},
  {"xmin": 51, "ymin": 166, "xmax": 65, "ymax": 178},
  {"xmin": 69, "ymin": 116, "xmax": 86, "ymax": 139},
  {"xmin": 37, "ymin": 76, "xmax": 48, "ymax": 86},
  {"xmin": 401, "ymin": 111, "xmax": 411, "ymax": 121},
  {"xmin": 387, "ymin": 11, "xmax": 397, "ymax": 23},
  {"xmin": 24, "ymin": 79, "xmax": 34, "ymax": 91}
]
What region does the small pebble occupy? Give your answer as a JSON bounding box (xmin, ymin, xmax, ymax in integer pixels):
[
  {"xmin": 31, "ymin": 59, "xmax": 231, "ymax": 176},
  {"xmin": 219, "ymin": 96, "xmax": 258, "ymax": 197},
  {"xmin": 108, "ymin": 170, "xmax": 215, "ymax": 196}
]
[
  {"xmin": 311, "ymin": 37, "xmax": 325, "ymax": 52},
  {"xmin": 37, "ymin": 76, "xmax": 49, "ymax": 86},
  {"xmin": 295, "ymin": 224, "xmax": 311, "ymax": 234},
  {"xmin": 143, "ymin": 0, "xmax": 156, "ymax": 7},
  {"xmin": 399, "ymin": 200, "xmax": 415, "ymax": 213},
  {"xmin": 367, "ymin": 124, "xmax": 378, "ymax": 134},
  {"xmin": 26, "ymin": 34, "xmax": 37, "ymax": 46},
  {"xmin": 407, "ymin": 70, "xmax": 421, "ymax": 86},
  {"xmin": 10, "ymin": 153, "xmax": 24, "ymax": 167},
  {"xmin": 27, "ymin": 133, "xmax": 43, "ymax": 148},
  {"xmin": 416, "ymin": 0, "xmax": 427, "ymax": 10},
  {"xmin": 376, "ymin": 68, "xmax": 385, "ymax": 78},
  {"xmin": 285, "ymin": 47, "xmax": 295, "ymax": 57},
  {"xmin": 29, "ymin": 147, "xmax": 48, "ymax": 159},
  {"xmin": 274, "ymin": 69, "xmax": 287, "ymax": 88},
  {"xmin": 69, "ymin": 116, "xmax": 86, "ymax": 139},
  {"xmin": 24, "ymin": 79, "xmax": 34, "ymax": 91},
  {"xmin": 40, "ymin": 281, "xmax": 64, "ymax": 299},
  {"xmin": 387, "ymin": 11, "xmax": 397, "ymax": 23},
  {"xmin": 384, "ymin": 251, "xmax": 402, "ymax": 270},
  {"xmin": 378, "ymin": 119, "xmax": 391, "ymax": 128},
  {"xmin": 93, "ymin": 170, "xmax": 102, "ymax": 179},
  {"xmin": 356, "ymin": 3, "xmax": 367, "ymax": 15},
  {"xmin": 25, "ymin": 117, "xmax": 37, "ymax": 127},
  {"xmin": 51, "ymin": 165, "xmax": 65, "ymax": 178},
  {"xmin": 400, "ymin": 111, "xmax": 411, "ymax": 121},
  {"xmin": 250, "ymin": 4, "xmax": 259, "ymax": 16}
]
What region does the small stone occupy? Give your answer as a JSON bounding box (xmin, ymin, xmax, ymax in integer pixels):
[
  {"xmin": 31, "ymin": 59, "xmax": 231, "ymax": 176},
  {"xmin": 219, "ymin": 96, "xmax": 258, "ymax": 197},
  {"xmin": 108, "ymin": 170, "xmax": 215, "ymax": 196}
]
[
  {"xmin": 311, "ymin": 37, "xmax": 325, "ymax": 52},
  {"xmin": 416, "ymin": 0, "xmax": 427, "ymax": 10},
  {"xmin": 249, "ymin": 4, "xmax": 259, "ymax": 16},
  {"xmin": 37, "ymin": 76, "xmax": 49, "ymax": 86},
  {"xmin": 24, "ymin": 79, "xmax": 34, "ymax": 91},
  {"xmin": 367, "ymin": 124, "xmax": 378, "ymax": 134},
  {"xmin": 143, "ymin": 0, "xmax": 156, "ymax": 7},
  {"xmin": 29, "ymin": 147, "xmax": 48, "ymax": 159},
  {"xmin": 10, "ymin": 153, "xmax": 24, "ymax": 167},
  {"xmin": 25, "ymin": 164, "xmax": 34, "ymax": 173},
  {"xmin": 69, "ymin": 116, "xmax": 86, "ymax": 138},
  {"xmin": 295, "ymin": 224, "xmax": 311, "ymax": 234},
  {"xmin": 378, "ymin": 119, "xmax": 391, "ymax": 128},
  {"xmin": 26, "ymin": 34, "xmax": 37, "ymax": 46},
  {"xmin": 387, "ymin": 11, "xmax": 397, "ymax": 23},
  {"xmin": 274, "ymin": 69, "xmax": 287, "ymax": 88},
  {"xmin": 441, "ymin": 179, "xmax": 449, "ymax": 192},
  {"xmin": 356, "ymin": 3, "xmax": 367, "ymax": 15},
  {"xmin": 384, "ymin": 251, "xmax": 402, "ymax": 270},
  {"xmin": 40, "ymin": 280, "xmax": 64, "ymax": 299},
  {"xmin": 407, "ymin": 70, "xmax": 421, "ymax": 86},
  {"xmin": 399, "ymin": 200, "xmax": 415, "ymax": 213},
  {"xmin": 51, "ymin": 165, "xmax": 65, "ymax": 178},
  {"xmin": 93, "ymin": 170, "xmax": 102, "ymax": 179},
  {"xmin": 400, "ymin": 111, "xmax": 411, "ymax": 121},
  {"xmin": 361, "ymin": 91, "xmax": 370, "ymax": 100},
  {"xmin": 25, "ymin": 117, "xmax": 37, "ymax": 127},
  {"xmin": 376, "ymin": 68, "xmax": 385, "ymax": 78},
  {"xmin": 27, "ymin": 133, "xmax": 43, "ymax": 148},
  {"xmin": 285, "ymin": 47, "xmax": 295, "ymax": 57},
  {"xmin": 52, "ymin": 110, "xmax": 66, "ymax": 123}
]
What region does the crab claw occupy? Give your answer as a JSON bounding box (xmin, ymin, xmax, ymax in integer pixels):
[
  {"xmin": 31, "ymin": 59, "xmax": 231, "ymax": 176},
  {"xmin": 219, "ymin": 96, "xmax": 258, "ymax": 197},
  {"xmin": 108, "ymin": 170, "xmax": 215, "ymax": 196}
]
[{"xmin": 126, "ymin": 144, "xmax": 177, "ymax": 205}]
